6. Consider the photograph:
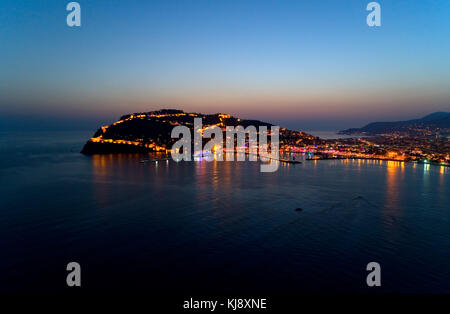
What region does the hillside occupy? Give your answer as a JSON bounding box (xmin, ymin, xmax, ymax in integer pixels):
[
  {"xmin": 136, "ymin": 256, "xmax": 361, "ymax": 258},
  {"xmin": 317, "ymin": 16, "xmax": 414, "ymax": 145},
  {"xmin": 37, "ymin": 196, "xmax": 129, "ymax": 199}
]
[
  {"xmin": 81, "ymin": 109, "xmax": 318, "ymax": 154},
  {"xmin": 339, "ymin": 112, "xmax": 450, "ymax": 136}
]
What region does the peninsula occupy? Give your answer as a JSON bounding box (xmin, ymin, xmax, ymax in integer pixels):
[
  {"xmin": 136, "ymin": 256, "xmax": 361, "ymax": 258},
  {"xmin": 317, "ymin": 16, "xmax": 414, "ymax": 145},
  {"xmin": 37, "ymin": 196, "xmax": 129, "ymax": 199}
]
[{"xmin": 81, "ymin": 109, "xmax": 449, "ymax": 166}]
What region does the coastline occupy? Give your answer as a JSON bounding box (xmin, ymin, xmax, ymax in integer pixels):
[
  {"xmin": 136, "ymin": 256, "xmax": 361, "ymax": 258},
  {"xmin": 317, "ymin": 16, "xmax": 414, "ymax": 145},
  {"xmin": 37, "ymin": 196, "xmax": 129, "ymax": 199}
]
[{"xmin": 304, "ymin": 156, "xmax": 449, "ymax": 167}]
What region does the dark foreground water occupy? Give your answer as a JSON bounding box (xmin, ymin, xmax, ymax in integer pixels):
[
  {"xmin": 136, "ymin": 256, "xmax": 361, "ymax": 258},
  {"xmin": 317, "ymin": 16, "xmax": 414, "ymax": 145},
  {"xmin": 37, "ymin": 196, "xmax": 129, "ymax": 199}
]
[{"xmin": 0, "ymin": 131, "xmax": 449, "ymax": 294}]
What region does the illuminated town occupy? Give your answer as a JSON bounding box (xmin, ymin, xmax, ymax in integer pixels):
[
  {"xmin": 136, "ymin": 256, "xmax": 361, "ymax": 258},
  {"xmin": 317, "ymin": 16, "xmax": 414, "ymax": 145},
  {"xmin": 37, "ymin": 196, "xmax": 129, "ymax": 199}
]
[{"xmin": 82, "ymin": 109, "xmax": 450, "ymax": 167}]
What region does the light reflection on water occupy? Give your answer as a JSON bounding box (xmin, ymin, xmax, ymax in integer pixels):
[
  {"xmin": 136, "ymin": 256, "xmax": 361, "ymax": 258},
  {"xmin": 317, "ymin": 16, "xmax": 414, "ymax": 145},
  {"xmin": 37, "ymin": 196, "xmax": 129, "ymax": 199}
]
[
  {"xmin": 0, "ymin": 133, "xmax": 449, "ymax": 294},
  {"xmin": 84, "ymin": 154, "xmax": 450, "ymax": 291}
]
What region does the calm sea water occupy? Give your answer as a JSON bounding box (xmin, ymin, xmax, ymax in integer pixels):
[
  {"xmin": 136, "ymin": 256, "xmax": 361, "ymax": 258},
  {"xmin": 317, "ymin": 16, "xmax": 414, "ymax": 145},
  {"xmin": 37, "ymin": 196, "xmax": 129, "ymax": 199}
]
[{"xmin": 0, "ymin": 131, "xmax": 449, "ymax": 294}]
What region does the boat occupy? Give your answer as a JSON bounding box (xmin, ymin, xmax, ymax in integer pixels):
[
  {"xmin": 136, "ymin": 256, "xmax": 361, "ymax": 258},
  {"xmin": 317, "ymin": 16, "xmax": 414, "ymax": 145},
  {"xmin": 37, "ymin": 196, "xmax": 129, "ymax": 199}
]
[
  {"xmin": 279, "ymin": 155, "xmax": 302, "ymax": 164},
  {"xmin": 287, "ymin": 155, "xmax": 302, "ymax": 164},
  {"xmin": 285, "ymin": 160, "xmax": 302, "ymax": 164}
]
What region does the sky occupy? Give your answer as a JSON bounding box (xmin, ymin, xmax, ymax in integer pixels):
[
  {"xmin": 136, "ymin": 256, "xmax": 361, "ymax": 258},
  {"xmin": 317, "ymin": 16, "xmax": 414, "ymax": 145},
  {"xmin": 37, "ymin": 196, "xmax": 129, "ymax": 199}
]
[{"xmin": 0, "ymin": 0, "xmax": 449, "ymax": 131}]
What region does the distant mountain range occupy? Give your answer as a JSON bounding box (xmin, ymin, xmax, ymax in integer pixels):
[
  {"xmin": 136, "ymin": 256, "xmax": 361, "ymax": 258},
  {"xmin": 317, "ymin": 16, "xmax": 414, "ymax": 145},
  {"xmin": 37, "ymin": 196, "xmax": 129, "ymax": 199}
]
[{"xmin": 339, "ymin": 112, "xmax": 450, "ymax": 136}]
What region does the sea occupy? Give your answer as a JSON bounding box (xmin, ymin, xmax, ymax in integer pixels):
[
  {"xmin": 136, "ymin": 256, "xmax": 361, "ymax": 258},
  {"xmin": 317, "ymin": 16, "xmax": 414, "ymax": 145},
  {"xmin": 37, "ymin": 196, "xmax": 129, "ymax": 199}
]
[{"xmin": 0, "ymin": 131, "xmax": 449, "ymax": 294}]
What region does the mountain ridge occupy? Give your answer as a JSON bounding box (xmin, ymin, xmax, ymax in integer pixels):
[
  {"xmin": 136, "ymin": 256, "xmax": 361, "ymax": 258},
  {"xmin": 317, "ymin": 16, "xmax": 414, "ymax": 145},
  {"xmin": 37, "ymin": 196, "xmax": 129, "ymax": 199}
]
[{"xmin": 339, "ymin": 112, "xmax": 450, "ymax": 136}]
